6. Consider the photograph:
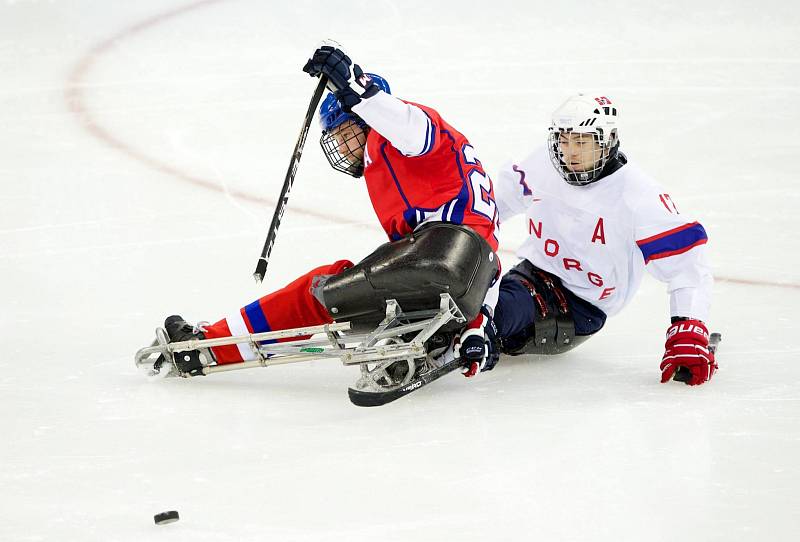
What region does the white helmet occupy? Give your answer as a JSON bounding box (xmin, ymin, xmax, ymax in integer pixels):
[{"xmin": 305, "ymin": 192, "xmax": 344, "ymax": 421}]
[{"xmin": 548, "ymin": 94, "xmax": 620, "ymax": 186}]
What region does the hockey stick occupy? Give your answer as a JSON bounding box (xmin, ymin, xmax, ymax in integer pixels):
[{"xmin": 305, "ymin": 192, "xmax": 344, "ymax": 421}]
[
  {"xmin": 252, "ymin": 75, "xmax": 328, "ymax": 283},
  {"xmin": 348, "ymin": 357, "xmax": 464, "ymax": 407}
]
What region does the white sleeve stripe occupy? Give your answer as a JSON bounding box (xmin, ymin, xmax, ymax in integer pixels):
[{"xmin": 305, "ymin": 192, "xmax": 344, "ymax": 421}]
[
  {"xmin": 226, "ymin": 310, "xmax": 257, "ymax": 361},
  {"xmin": 421, "ymin": 115, "xmax": 435, "ymax": 155},
  {"xmin": 661, "ymin": 354, "xmax": 711, "ymax": 362},
  {"xmin": 444, "ymin": 201, "xmax": 455, "ymax": 222},
  {"xmin": 406, "ymin": 115, "xmax": 434, "ymax": 157}
]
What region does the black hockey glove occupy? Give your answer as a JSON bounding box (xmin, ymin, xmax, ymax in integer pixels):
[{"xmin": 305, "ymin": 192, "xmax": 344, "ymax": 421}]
[
  {"xmin": 302, "ymin": 43, "xmax": 352, "ymax": 89},
  {"xmin": 302, "ymin": 41, "xmax": 380, "ymax": 112},
  {"xmin": 456, "ymin": 307, "xmax": 500, "ymax": 378}
]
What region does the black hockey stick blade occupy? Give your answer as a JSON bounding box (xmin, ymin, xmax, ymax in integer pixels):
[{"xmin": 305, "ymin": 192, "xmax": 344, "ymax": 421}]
[
  {"xmin": 673, "ymin": 332, "xmax": 721, "ymax": 383},
  {"xmin": 253, "ymin": 76, "xmax": 328, "ymax": 283},
  {"xmin": 348, "ymin": 357, "xmax": 464, "ymax": 407}
]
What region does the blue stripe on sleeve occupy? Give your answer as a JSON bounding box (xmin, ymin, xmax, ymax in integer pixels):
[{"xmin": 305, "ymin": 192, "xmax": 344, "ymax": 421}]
[
  {"xmin": 408, "ymin": 111, "xmax": 435, "ymax": 157},
  {"xmin": 449, "ymin": 181, "xmax": 470, "ymax": 225},
  {"xmin": 244, "ymin": 300, "xmax": 277, "ymax": 344},
  {"xmin": 637, "ymin": 223, "xmax": 708, "ymax": 263},
  {"xmin": 421, "ymin": 114, "xmax": 436, "ymax": 155}
]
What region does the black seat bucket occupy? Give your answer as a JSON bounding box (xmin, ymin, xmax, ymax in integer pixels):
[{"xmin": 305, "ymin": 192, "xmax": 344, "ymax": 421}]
[{"xmin": 320, "ymin": 223, "xmax": 498, "ymax": 330}]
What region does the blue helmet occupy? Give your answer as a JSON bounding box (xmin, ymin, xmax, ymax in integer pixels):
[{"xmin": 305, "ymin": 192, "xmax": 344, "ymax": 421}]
[{"xmin": 318, "ymin": 73, "xmax": 391, "ymax": 132}]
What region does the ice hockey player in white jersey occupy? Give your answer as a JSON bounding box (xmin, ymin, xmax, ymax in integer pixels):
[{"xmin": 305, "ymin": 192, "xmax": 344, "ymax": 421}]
[{"xmin": 485, "ymin": 94, "xmax": 717, "ymax": 386}]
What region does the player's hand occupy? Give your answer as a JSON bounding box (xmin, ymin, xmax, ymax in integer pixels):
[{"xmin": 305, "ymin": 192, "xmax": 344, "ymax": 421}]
[
  {"xmin": 303, "ymin": 40, "xmax": 353, "ymax": 90},
  {"xmin": 659, "ymin": 319, "xmax": 717, "ymax": 385},
  {"xmin": 302, "ymin": 40, "xmax": 379, "ymax": 112},
  {"xmin": 456, "ymin": 307, "xmax": 499, "ymax": 378}
]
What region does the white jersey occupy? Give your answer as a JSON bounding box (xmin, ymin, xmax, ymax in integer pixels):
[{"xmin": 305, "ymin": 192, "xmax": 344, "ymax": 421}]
[{"xmin": 495, "ymin": 146, "xmax": 712, "ymax": 321}]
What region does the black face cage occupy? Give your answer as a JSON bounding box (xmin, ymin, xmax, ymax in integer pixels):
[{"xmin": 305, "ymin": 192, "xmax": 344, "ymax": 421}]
[
  {"xmin": 320, "ymin": 125, "xmax": 368, "ymax": 178},
  {"xmin": 548, "ymin": 128, "xmax": 616, "ymax": 186}
]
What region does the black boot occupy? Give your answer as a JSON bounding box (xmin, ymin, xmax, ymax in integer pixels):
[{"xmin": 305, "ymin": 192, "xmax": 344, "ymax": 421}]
[{"xmin": 155, "ymin": 315, "xmax": 213, "ymax": 376}]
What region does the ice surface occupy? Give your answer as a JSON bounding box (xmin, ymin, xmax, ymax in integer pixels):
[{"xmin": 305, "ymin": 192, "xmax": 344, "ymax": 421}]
[{"xmin": 1, "ymin": 1, "xmax": 798, "ymax": 540}]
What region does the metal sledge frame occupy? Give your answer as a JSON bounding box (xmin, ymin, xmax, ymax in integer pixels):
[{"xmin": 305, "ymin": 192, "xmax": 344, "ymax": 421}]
[{"xmin": 135, "ymin": 294, "xmax": 466, "ymax": 378}]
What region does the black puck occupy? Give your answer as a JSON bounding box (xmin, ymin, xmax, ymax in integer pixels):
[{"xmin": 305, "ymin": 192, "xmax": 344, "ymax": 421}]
[{"xmin": 154, "ymin": 510, "xmax": 180, "ymax": 525}]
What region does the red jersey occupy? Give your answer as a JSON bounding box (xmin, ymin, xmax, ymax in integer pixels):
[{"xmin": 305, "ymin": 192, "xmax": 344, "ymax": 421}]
[
  {"xmin": 360, "ymin": 101, "xmax": 499, "ymax": 251},
  {"xmin": 204, "ymin": 97, "xmax": 501, "ymax": 364}
]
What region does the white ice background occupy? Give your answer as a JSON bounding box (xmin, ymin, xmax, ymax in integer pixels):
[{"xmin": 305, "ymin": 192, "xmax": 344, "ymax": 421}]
[{"xmin": 1, "ymin": 1, "xmax": 799, "ymax": 540}]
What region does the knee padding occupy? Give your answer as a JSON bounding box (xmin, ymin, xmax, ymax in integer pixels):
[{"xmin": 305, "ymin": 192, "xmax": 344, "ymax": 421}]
[
  {"xmin": 319, "ymin": 223, "xmax": 498, "ymax": 329},
  {"xmin": 498, "ymin": 261, "xmax": 590, "ymax": 356}
]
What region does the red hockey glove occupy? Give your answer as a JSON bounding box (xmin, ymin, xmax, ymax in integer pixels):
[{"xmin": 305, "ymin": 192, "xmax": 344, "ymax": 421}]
[
  {"xmin": 660, "ymin": 319, "xmax": 718, "ymax": 386},
  {"xmin": 456, "ymin": 307, "xmax": 499, "ymax": 378}
]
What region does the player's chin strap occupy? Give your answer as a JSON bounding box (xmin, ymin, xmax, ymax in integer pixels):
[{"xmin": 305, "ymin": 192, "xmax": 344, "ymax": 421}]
[{"xmin": 597, "ymin": 146, "xmax": 626, "ymax": 179}]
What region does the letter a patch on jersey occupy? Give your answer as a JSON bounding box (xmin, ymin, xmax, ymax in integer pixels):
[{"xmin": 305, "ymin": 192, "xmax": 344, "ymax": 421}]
[{"xmin": 591, "ymin": 217, "xmax": 606, "ymax": 244}]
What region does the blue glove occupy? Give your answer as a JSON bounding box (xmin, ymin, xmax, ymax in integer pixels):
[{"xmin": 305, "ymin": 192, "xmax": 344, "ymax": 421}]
[
  {"xmin": 302, "ymin": 41, "xmax": 380, "ymax": 112},
  {"xmin": 456, "ymin": 307, "xmax": 500, "ymax": 377}
]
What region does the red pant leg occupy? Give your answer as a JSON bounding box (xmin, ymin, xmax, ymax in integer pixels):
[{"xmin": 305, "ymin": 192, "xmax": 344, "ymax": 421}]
[{"xmin": 204, "ymin": 260, "xmax": 352, "ymax": 363}]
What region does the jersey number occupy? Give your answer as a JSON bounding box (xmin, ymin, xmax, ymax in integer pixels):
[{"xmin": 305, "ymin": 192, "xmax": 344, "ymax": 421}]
[
  {"xmin": 659, "ymin": 193, "xmax": 679, "ymax": 214},
  {"xmin": 469, "ymin": 170, "xmax": 496, "ymax": 219},
  {"xmin": 462, "ymin": 144, "xmax": 497, "ymax": 220}
]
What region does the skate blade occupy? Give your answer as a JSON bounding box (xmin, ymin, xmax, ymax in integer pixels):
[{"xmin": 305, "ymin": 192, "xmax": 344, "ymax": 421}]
[{"xmin": 137, "ymin": 330, "xmax": 181, "ymax": 379}]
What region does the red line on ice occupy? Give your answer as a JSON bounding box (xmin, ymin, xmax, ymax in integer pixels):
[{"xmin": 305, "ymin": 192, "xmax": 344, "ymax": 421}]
[
  {"xmin": 63, "ymin": 0, "xmax": 363, "ymax": 227},
  {"xmin": 63, "ymin": 1, "xmax": 800, "ymax": 292}
]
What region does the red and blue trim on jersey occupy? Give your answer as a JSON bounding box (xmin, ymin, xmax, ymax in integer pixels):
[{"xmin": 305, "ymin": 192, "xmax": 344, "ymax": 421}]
[
  {"xmin": 512, "ymin": 164, "xmax": 532, "ymax": 196},
  {"xmin": 242, "ymin": 299, "xmax": 277, "ymax": 342},
  {"xmin": 410, "ymin": 110, "xmax": 436, "ymax": 157},
  {"xmin": 395, "ymin": 165, "xmax": 472, "ymax": 238},
  {"xmin": 421, "ymin": 114, "xmax": 436, "ymax": 155},
  {"xmin": 636, "ymin": 222, "xmax": 708, "ymax": 264},
  {"xmin": 364, "ymin": 102, "xmax": 498, "ymax": 251}
]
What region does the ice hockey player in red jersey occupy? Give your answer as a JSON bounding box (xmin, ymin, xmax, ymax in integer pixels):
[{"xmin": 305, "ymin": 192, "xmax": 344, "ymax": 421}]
[
  {"xmin": 487, "ymin": 94, "xmax": 717, "ymax": 386},
  {"xmin": 156, "ymin": 41, "xmax": 501, "ymax": 378}
]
